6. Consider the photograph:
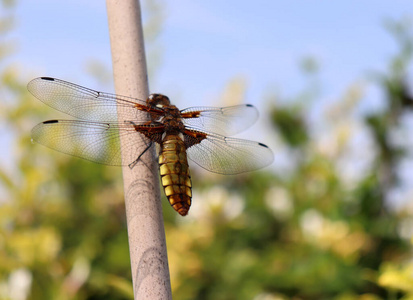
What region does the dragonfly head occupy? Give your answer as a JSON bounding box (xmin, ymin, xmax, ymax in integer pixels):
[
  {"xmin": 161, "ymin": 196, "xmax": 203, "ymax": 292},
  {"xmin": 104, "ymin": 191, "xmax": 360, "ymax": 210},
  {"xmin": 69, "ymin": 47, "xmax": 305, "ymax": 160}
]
[{"xmin": 147, "ymin": 93, "xmax": 171, "ymax": 109}]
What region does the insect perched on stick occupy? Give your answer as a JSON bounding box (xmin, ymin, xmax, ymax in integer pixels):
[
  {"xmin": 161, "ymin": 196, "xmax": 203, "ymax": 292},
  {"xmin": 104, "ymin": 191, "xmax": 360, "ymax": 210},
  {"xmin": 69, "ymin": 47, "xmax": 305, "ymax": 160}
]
[{"xmin": 29, "ymin": 77, "xmax": 274, "ymax": 216}]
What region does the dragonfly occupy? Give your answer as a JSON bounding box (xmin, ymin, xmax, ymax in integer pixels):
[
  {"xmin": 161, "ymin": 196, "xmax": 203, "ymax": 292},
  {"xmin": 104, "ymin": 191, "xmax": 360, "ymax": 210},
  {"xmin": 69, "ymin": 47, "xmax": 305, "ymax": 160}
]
[{"xmin": 29, "ymin": 77, "xmax": 274, "ymax": 216}]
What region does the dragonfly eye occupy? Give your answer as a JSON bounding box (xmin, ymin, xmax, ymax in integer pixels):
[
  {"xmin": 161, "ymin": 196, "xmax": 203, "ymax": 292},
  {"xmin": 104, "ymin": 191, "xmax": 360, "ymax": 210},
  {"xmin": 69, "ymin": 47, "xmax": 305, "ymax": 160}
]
[{"xmin": 148, "ymin": 93, "xmax": 170, "ymax": 108}]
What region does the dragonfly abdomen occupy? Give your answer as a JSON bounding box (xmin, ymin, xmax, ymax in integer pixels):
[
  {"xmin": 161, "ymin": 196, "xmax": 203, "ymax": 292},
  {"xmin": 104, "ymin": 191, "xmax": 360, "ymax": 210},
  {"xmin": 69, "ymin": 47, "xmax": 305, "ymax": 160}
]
[{"xmin": 158, "ymin": 134, "xmax": 192, "ymax": 216}]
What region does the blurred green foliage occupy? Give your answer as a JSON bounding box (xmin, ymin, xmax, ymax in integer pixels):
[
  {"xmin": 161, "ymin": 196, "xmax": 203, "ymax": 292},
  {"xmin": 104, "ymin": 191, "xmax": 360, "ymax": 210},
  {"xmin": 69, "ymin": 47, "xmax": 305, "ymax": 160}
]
[{"xmin": 0, "ymin": 1, "xmax": 413, "ymax": 299}]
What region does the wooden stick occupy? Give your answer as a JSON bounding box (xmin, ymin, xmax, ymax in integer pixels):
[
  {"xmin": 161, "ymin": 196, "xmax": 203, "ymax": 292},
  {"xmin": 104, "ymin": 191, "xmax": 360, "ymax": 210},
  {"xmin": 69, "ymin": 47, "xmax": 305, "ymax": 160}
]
[{"xmin": 106, "ymin": 1, "xmax": 172, "ymax": 299}]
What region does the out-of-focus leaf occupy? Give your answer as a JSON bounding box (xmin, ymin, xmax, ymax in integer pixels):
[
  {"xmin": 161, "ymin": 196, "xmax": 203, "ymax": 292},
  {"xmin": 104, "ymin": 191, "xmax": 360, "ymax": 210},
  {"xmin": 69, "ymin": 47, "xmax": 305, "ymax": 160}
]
[
  {"xmin": 106, "ymin": 274, "xmax": 134, "ymax": 299},
  {"xmin": 378, "ymin": 263, "xmax": 413, "ymax": 293},
  {"xmin": 271, "ymin": 106, "xmax": 308, "ymax": 147}
]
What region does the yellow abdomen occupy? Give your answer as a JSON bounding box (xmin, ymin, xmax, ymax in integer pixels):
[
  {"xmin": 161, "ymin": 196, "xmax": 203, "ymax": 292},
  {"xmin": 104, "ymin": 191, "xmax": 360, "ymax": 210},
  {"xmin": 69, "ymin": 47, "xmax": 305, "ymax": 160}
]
[{"xmin": 158, "ymin": 134, "xmax": 192, "ymax": 216}]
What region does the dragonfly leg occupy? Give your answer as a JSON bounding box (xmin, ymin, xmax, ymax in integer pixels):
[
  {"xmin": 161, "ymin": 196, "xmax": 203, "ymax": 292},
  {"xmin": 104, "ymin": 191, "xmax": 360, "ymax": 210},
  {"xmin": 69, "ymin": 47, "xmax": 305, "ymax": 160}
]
[{"xmin": 128, "ymin": 141, "xmax": 153, "ymax": 169}]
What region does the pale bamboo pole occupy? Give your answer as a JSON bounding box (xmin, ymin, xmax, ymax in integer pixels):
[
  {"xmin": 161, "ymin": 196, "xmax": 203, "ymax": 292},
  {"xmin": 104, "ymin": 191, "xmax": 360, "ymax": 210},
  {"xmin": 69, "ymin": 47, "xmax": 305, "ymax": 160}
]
[{"xmin": 106, "ymin": 1, "xmax": 172, "ymax": 299}]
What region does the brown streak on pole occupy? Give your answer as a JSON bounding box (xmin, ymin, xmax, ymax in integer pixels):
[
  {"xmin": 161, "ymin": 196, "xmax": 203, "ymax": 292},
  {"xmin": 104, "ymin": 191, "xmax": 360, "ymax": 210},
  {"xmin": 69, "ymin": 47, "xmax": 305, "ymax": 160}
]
[{"xmin": 106, "ymin": 1, "xmax": 172, "ymax": 299}]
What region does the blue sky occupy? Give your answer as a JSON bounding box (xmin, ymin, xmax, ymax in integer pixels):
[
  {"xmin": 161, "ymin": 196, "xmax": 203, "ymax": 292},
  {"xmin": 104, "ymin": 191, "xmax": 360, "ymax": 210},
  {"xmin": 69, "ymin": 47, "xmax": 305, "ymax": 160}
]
[
  {"xmin": 12, "ymin": 0, "xmax": 410, "ymax": 106},
  {"xmin": 2, "ymin": 0, "xmax": 412, "ymax": 177}
]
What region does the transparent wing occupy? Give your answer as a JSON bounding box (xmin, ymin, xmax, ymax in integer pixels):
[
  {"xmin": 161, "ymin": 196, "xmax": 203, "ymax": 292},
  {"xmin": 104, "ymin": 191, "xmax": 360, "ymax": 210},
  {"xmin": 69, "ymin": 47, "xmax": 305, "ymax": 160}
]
[
  {"xmin": 186, "ymin": 131, "xmax": 273, "ymax": 174},
  {"xmin": 27, "ymin": 77, "xmax": 158, "ymax": 122},
  {"xmin": 31, "ymin": 119, "xmax": 154, "ymax": 166},
  {"xmin": 181, "ymin": 104, "xmax": 258, "ymax": 136}
]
